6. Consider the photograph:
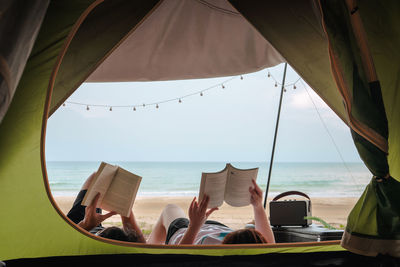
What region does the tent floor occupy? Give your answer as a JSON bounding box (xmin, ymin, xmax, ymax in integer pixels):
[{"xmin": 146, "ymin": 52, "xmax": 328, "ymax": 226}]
[{"xmin": 4, "ymin": 251, "xmax": 400, "ymax": 267}]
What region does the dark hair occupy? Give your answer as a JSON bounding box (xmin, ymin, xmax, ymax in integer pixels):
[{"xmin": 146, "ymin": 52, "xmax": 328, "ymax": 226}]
[
  {"xmin": 222, "ymin": 229, "xmax": 267, "ymax": 244},
  {"xmin": 97, "ymin": 226, "xmax": 144, "ymax": 243}
]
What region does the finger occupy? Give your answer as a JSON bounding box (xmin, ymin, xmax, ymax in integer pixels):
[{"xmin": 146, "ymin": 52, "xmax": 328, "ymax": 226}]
[
  {"xmin": 194, "ymin": 198, "xmax": 199, "ymax": 211},
  {"xmin": 249, "ymin": 187, "xmax": 256, "ymax": 197},
  {"xmin": 252, "ymin": 180, "xmax": 262, "ymax": 194},
  {"xmin": 101, "ymin": 211, "xmax": 117, "ymax": 221},
  {"xmin": 199, "ymin": 194, "xmax": 207, "ymax": 208},
  {"xmin": 91, "ymin": 192, "xmax": 101, "ymax": 207},
  {"xmin": 189, "ymin": 197, "xmax": 196, "ymax": 211},
  {"xmin": 206, "ymin": 207, "xmax": 218, "ymax": 217},
  {"xmin": 200, "ymin": 195, "xmax": 209, "ymax": 213},
  {"xmin": 251, "ymin": 179, "xmax": 257, "ymax": 190}
]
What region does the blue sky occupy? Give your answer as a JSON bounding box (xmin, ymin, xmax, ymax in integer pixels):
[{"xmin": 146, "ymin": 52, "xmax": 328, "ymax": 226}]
[{"xmin": 46, "ymin": 63, "xmax": 362, "ymax": 162}]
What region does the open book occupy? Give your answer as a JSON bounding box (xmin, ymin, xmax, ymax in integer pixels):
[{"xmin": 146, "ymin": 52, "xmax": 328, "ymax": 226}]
[
  {"xmin": 199, "ymin": 163, "xmax": 259, "ymax": 208},
  {"xmin": 82, "ymin": 162, "xmax": 142, "ymax": 217}
]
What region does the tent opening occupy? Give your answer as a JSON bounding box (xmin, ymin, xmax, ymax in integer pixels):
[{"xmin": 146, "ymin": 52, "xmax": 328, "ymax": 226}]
[{"xmin": 45, "ymin": 64, "xmax": 370, "ymax": 246}]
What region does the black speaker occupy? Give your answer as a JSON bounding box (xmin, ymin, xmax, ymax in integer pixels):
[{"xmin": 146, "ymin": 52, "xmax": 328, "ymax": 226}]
[{"xmin": 269, "ymin": 191, "xmax": 312, "ymax": 227}]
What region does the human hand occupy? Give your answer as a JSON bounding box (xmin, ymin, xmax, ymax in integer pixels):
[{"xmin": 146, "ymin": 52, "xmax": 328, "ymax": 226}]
[
  {"xmin": 121, "ymin": 211, "xmax": 136, "ymax": 231},
  {"xmin": 121, "ymin": 210, "xmax": 147, "ymax": 243},
  {"xmin": 188, "ymin": 195, "xmax": 218, "ymax": 229},
  {"xmin": 78, "ymin": 193, "xmax": 116, "ymax": 231},
  {"xmin": 249, "ymin": 179, "xmax": 263, "ymax": 209}
]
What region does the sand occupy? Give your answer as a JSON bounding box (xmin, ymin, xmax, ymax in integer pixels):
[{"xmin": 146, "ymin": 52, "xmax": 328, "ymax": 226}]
[{"xmin": 55, "ymin": 196, "xmax": 358, "ymax": 233}]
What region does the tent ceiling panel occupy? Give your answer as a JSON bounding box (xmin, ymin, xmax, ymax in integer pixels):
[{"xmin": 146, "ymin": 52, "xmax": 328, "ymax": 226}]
[
  {"xmin": 50, "ymin": 0, "xmax": 161, "ymax": 115},
  {"xmin": 86, "ymin": 0, "xmax": 284, "ymax": 82}
]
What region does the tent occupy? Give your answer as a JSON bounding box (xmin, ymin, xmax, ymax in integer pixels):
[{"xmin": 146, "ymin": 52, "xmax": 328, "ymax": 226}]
[{"xmin": 0, "ymin": 0, "xmax": 399, "ymax": 265}]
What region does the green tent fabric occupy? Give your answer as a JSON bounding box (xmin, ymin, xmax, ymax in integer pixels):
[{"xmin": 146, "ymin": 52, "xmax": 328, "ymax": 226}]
[
  {"xmin": 1, "ymin": 0, "xmax": 400, "ymax": 263},
  {"xmin": 316, "ymin": 0, "xmax": 400, "ymax": 256}
]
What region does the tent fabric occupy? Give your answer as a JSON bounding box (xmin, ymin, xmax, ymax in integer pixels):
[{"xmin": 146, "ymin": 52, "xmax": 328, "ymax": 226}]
[
  {"xmin": 1, "ymin": 0, "xmax": 400, "ymax": 262},
  {"xmin": 0, "ymin": 0, "xmax": 340, "ymax": 261},
  {"xmin": 359, "ymin": 0, "xmax": 400, "ymax": 182},
  {"xmin": 0, "ymin": 0, "xmax": 49, "ymax": 123},
  {"xmin": 86, "ymin": 0, "xmax": 284, "ymax": 82},
  {"xmin": 50, "ymin": 0, "xmax": 284, "ymax": 115},
  {"xmin": 5, "ymin": 251, "xmax": 400, "ymax": 267},
  {"xmin": 49, "ymin": 0, "xmax": 162, "ymax": 115},
  {"xmin": 317, "ymin": 0, "xmax": 400, "ymax": 257}
]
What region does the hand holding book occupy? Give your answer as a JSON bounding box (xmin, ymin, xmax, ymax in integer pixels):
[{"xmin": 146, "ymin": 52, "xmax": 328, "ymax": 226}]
[
  {"xmin": 82, "ymin": 162, "xmax": 142, "ymax": 217},
  {"xmin": 78, "ymin": 193, "xmax": 116, "ymax": 231},
  {"xmin": 198, "ymin": 163, "xmax": 259, "ymax": 208}
]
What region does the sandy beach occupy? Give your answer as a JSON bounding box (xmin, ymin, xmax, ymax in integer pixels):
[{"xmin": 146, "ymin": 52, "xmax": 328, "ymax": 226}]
[{"xmin": 55, "ymin": 196, "xmax": 358, "ymax": 234}]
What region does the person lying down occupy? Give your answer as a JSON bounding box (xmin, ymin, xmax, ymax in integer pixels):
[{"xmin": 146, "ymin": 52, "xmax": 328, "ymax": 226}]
[
  {"xmin": 67, "ymin": 173, "xmax": 275, "ymax": 245},
  {"xmin": 147, "ymin": 179, "xmax": 275, "ymax": 245},
  {"xmin": 66, "ymin": 172, "xmax": 146, "ymax": 243}
]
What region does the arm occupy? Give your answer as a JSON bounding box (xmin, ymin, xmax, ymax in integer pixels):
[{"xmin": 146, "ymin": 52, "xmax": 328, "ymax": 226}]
[
  {"xmin": 78, "ymin": 193, "xmax": 116, "ymax": 231},
  {"xmin": 249, "ymin": 180, "xmax": 275, "ymax": 243},
  {"xmin": 179, "ymin": 195, "xmax": 218, "ymax": 245},
  {"xmin": 121, "ymin": 212, "xmax": 146, "ymax": 243}
]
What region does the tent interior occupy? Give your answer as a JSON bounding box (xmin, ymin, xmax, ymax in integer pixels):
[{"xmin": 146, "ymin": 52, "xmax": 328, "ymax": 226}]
[{"xmin": 0, "ymin": 0, "xmax": 399, "ymax": 265}]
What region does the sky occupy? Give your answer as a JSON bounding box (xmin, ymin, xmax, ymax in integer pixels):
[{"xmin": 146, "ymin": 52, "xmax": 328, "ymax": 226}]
[{"xmin": 46, "ymin": 63, "xmax": 362, "ymax": 163}]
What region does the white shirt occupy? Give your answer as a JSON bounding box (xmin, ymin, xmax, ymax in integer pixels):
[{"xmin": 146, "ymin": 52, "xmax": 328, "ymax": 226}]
[{"xmin": 168, "ymin": 224, "xmax": 233, "ymax": 245}]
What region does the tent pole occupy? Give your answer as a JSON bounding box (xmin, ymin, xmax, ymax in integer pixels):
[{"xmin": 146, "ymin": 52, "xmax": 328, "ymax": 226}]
[{"xmin": 263, "ymin": 63, "xmax": 288, "ymax": 209}]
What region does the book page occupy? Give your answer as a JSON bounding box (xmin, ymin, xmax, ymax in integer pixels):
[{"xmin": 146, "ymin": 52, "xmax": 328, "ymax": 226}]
[
  {"xmin": 101, "ymin": 167, "xmax": 142, "ymax": 217},
  {"xmin": 224, "ymin": 164, "xmax": 259, "ymax": 207},
  {"xmin": 82, "ymin": 162, "xmax": 118, "ymax": 207},
  {"xmin": 199, "ymin": 166, "xmax": 228, "ymax": 208}
]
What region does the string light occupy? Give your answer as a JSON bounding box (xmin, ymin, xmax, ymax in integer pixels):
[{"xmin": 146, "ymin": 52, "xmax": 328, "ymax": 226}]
[{"xmin": 63, "ymin": 70, "xmax": 303, "ymax": 113}]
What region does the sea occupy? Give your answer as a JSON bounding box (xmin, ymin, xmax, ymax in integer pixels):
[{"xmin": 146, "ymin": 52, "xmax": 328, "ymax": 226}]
[{"xmin": 47, "ymin": 161, "xmax": 371, "ymax": 198}]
